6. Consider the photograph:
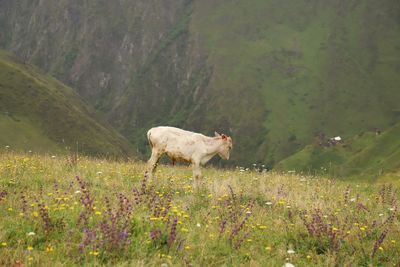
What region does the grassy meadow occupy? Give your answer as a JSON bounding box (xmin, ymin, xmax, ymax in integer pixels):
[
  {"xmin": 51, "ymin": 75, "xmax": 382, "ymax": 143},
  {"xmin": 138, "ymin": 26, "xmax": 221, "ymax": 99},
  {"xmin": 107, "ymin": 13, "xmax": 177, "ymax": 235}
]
[{"xmin": 0, "ymin": 151, "xmax": 399, "ymax": 266}]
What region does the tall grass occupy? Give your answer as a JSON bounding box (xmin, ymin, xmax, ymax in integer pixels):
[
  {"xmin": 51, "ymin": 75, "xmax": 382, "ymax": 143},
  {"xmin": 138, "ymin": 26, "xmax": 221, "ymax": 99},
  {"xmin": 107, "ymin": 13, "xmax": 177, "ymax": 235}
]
[{"xmin": 0, "ymin": 151, "xmax": 399, "ymax": 266}]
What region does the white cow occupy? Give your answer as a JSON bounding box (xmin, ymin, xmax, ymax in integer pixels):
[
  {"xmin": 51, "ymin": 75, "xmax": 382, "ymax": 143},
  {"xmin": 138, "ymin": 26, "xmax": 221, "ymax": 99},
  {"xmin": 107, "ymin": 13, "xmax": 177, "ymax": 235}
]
[{"xmin": 146, "ymin": 126, "xmax": 233, "ymax": 181}]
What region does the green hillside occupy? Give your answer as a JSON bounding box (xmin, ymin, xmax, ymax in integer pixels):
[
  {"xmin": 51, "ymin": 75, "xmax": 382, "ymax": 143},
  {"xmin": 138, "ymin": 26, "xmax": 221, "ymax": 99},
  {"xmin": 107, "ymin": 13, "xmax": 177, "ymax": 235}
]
[
  {"xmin": 1, "ymin": 0, "xmax": 399, "ymax": 169},
  {"xmin": 276, "ymin": 122, "xmax": 400, "ymax": 181},
  {"xmin": 0, "ymin": 50, "xmax": 135, "ymax": 156},
  {"xmin": 191, "ymin": 0, "xmax": 400, "ymax": 166}
]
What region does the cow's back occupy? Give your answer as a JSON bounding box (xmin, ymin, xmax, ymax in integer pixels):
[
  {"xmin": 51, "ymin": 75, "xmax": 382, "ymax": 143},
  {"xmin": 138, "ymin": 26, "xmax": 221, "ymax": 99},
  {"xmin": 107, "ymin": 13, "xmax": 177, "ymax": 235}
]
[{"xmin": 148, "ymin": 126, "xmax": 205, "ymax": 155}]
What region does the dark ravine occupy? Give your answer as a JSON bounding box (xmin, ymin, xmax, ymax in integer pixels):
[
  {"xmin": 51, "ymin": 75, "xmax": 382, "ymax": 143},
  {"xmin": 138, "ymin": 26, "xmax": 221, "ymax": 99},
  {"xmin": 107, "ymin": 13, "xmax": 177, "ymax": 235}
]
[{"xmin": 1, "ymin": 0, "xmax": 399, "ymax": 170}]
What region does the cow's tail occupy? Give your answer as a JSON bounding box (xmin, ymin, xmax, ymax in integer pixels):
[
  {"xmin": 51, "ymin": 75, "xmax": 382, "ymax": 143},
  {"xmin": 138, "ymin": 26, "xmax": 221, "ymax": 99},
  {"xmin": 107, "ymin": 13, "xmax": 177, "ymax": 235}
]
[{"xmin": 147, "ymin": 129, "xmax": 154, "ymax": 148}]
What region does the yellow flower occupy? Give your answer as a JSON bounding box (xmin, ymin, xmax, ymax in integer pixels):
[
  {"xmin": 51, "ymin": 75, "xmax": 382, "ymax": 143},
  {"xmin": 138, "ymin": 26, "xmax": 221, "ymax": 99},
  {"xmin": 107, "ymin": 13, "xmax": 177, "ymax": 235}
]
[
  {"xmin": 259, "ymin": 225, "xmax": 267, "ymax": 229},
  {"xmin": 379, "ymin": 246, "xmax": 383, "ymax": 251},
  {"xmin": 306, "ymin": 255, "xmax": 312, "ymax": 259},
  {"xmin": 32, "ymin": 211, "xmax": 39, "ymax": 217},
  {"xmin": 185, "ymin": 246, "xmax": 191, "ymax": 250},
  {"xmin": 27, "ymin": 246, "xmax": 33, "ymax": 251},
  {"xmin": 265, "ymin": 246, "xmax": 272, "ymax": 251},
  {"xmin": 95, "ymin": 211, "xmax": 102, "ymax": 215},
  {"xmin": 1, "ymin": 242, "xmax": 7, "ymax": 247},
  {"xmin": 7, "ymin": 207, "xmax": 13, "ymax": 212}
]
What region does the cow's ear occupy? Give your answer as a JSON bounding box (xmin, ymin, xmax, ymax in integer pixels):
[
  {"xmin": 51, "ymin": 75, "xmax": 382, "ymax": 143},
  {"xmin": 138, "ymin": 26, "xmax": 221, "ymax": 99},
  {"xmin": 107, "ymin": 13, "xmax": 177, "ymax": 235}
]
[
  {"xmin": 215, "ymin": 132, "xmax": 221, "ymax": 137},
  {"xmin": 221, "ymin": 134, "xmax": 227, "ymax": 140}
]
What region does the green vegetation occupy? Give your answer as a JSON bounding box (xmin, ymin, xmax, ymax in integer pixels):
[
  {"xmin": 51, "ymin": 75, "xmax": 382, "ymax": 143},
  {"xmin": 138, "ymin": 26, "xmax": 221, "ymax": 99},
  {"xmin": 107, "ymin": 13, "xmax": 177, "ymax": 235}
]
[
  {"xmin": 1, "ymin": 1, "xmax": 399, "ymax": 175},
  {"xmin": 276, "ymin": 123, "xmax": 400, "ymax": 181},
  {"xmin": 0, "ymin": 115, "xmax": 60, "ymax": 153},
  {"xmin": 0, "ymin": 50, "xmax": 135, "ymax": 157},
  {"xmin": 191, "ymin": 0, "xmax": 400, "ymax": 166},
  {"xmin": 0, "ymin": 152, "xmax": 399, "ymax": 266}
]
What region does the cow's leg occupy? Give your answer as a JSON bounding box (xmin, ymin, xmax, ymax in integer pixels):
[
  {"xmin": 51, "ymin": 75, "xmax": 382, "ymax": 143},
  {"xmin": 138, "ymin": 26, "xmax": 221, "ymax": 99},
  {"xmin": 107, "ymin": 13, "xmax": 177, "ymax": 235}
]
[
  {"xmin": 147, "ymin": 148, "xmax": 162, "ymax": 182},
  {"xmin": 192, "ymin": 162, "xmax": 202, "ymax": 187}
]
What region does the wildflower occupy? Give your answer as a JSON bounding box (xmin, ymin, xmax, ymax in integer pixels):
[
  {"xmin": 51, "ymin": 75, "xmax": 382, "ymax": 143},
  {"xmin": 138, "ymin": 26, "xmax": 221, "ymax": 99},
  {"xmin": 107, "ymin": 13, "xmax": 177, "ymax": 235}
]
[
  {"xmin": 306, "ymin": 255, "xmax": 312, "ymax": 259},
  {"xmin": 196, "ymin": 223, "xmax": 201, "ymax": 227},
  {"xmin": 185, "ymin": 246, "xmax": 191, "ymax": 250},
  {"xmin": 379, "ymin": 213, "xmax": 384, "ymax": 217},
  {"xmin": 265, "ymin": 202, "xmax": 272, "ymax": 206},
  {"xmin": 32, "ymin": 211, "xmax": 39, "ymax": 217},
  {"xmin": 46, "ymin": 246, "xmax": 54, "ymax": 253},
  {"xmin": 379, "ymin": 246, "xmax": 383, "ymax": 251},
  {"xmin": 75, "ymin": 190, "xmax": 81, "ymax": 194},
  {"xmin": 7, "ymin": 207, "xmax": 13, "ymax": 212},
  {"xmin": 259, "ymin": 225, "xmax": 267, "ymax": 229},
  {"xmin": 51, "ymin": 156, "xmax": 56, "ymax": 159},
  {"xmin": 360, "ymin": 227, "xmax": 366, "ymax": 231},
  {"xmin": 287, "ymin": 249, "xmax": 295, "ymax": 254},
  {"xmin": 391, "ymin": 240, "xmax": 396, "ymax": 244},
  {"xmin": 28, "ymin": 257, "xmax": 33, "ymax": 261},
  {"xmin": 27, "ymin": 232, "xmax": 36, "ymax": 236},
  {"xmin": 95, "ymin": 211, "xmax": 102, "ymax": 215},
  {"xmin": 265, "ymin": 246, "xmax": 272, "ymax": 251},
  {"xmin": 283, "ymin": 263, "xmax": 295, "ymax": 267},
  {"xmin": 27, "ymin": 246, "xmax": 33, "ymax": 251},
  {"xmin": 1, "ymin": 242, "xmax": 7, "ymax": 247}
]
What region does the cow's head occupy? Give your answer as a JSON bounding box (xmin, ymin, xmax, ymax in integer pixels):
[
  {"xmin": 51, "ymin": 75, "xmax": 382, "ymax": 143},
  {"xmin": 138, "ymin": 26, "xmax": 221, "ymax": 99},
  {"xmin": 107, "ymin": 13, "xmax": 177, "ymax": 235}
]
[{"xmin": 215, "ymin": 132, "xmax": 233, "ymax": 160}]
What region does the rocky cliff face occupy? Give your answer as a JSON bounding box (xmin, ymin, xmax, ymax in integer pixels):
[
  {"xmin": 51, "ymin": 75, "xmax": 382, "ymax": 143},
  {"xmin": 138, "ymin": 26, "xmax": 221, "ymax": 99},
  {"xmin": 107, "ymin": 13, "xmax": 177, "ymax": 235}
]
[
  {"xmin": 1, "ymin": 0, "xmax": 400, "ymax": 167},
  {"xmin": 0, "ymin": 0, "xmax": 213, "ymax": 156}
]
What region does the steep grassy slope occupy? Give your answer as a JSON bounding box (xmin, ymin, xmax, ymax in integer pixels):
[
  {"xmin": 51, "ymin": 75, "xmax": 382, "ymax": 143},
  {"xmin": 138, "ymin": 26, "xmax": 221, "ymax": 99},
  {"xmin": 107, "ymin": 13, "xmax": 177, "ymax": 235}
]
[
  {"xmin": 0, "ymin": 0, "xmax": 211, "ymax": 159},
  {"xmin": 191, "ymin": 0, "xmax": 400, "ymax": 166},
  {"xmin": 0, "ymin": 50, "xmax": 135, "ymax": 156},
  {"xmin": 1, "ymin": 1, "xmax": 399, "ymax": 168},
  {"xmin": 276, "ymin": 123, "xmax": 400, "ymax": 180}
]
